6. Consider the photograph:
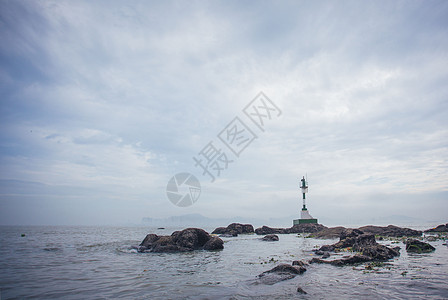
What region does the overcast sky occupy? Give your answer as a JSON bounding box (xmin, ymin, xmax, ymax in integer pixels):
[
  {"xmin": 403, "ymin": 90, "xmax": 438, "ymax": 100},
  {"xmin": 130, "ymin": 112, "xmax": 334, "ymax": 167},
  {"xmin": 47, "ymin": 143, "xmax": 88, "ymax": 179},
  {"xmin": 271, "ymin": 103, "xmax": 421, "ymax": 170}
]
[{"xmin": 1, "ymin": 0, "xmax": 447, "ymax": 226}]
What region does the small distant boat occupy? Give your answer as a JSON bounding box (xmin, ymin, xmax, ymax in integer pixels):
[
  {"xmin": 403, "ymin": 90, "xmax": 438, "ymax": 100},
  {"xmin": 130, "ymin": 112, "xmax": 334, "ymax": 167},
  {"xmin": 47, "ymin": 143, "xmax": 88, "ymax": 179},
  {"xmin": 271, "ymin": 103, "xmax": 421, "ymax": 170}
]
[{"xmin": 157, "ymin": 227, "xmax": 165, "ymax": 230}]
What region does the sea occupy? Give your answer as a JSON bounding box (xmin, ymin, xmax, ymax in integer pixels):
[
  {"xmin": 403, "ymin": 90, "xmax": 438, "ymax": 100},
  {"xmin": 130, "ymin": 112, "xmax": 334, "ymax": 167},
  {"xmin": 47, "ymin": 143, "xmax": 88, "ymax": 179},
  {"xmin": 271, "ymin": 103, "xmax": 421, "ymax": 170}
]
[{"xmin": 0, "ymin": 224, "xmax": 447, "ymax": 299}]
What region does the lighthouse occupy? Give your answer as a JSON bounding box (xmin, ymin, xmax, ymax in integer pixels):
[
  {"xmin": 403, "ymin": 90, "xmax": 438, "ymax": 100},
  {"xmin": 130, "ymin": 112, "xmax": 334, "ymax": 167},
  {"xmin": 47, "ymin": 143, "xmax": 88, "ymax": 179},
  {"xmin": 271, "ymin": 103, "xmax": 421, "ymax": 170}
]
[{"xmin": 293, "ymin": 176, "xmax": 318, "ymax": 225}]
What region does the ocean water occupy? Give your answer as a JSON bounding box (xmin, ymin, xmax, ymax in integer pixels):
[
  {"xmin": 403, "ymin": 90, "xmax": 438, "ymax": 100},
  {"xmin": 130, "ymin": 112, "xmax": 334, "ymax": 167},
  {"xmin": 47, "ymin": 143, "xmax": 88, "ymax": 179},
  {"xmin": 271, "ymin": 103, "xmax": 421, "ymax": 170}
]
[{"xmin": 0, "ymin": 225, "xmax": 447, "ymax": 299}]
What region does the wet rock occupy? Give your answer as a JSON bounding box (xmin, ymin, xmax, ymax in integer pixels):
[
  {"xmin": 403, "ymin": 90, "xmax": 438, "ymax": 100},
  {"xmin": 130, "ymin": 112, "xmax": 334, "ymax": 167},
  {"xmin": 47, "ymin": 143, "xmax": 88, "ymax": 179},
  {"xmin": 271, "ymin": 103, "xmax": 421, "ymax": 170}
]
[
  {"xmin": 310, "ymin": 254, "xmax": 373, "ymax": 266},
  {"xmin": 211, "ymin": 223, "xmax": 254, "ymax": 236},
  {"xmin": 287, "ymin": 223, "xmax": 327, "ymax": 234},
  {"xmin": 139, "ymin": 233, "xmax": 160, "ymax": 249},
  {"xmin": 314, "ymin": 228, "xmax": 400, "ymax": 264},
  {"xmin": 425, "ymin": 223, "xmax": 448, "ymax": 233},
  {"xmin": 405, "ymin": 239, "xmax": 435, "ymax": 253},
  {"xmin": 139, "ymin": 228, "xmax": 223, "ymax": 253},
  {"xmin": 254, "ymin": 226, "xmax": 284, "ymax": 235},
  {"xmin": 318, "ymin": 244, "xmax": 335, "ymax": 252},
  {"xmin": 358, "ymin": 225, "xmax": 422, "ymax": 237},
  {"xmin": 255, "ymin": 223, "xmax": 327, "ymax": 235},
  {"xmin": 203, "ymin": 236, "xmax": 224, "ymax": 250},
  {"xmin": 314, "ymin": 250, "xmax": 330, "ymax": 258},
  {"xmin": 211, "ymin": 227, "xmax": 227, "ymax": 234},
  {"xmin": 292, "ymin": 260, "xmax": 308, "ymax": 267},
  {"xmin": 257, "ymin": 263, "xmax": 306, "ymax": 285},
  {"xmin": 313, "ymin": 226, "xmax": 346, "ymax": 239},
  {"xmin": 426, "ymin": 236, "xmax": 437, "ymax": 242},
  {"xmin": 262, "ymin": 234, "xmax": 279, "ymax": 241},
  {"xmin": 297, "ymin": 286, "xmax": 307, "ymax": 294}
]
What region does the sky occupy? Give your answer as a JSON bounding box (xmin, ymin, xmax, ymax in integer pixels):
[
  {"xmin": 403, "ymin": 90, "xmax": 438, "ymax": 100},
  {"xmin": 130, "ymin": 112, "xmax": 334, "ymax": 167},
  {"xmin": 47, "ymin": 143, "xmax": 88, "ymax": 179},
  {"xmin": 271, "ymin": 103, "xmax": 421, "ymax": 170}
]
[{"xmin": 0, "ymin": 0, "xmax": 447, "ymax": 226}]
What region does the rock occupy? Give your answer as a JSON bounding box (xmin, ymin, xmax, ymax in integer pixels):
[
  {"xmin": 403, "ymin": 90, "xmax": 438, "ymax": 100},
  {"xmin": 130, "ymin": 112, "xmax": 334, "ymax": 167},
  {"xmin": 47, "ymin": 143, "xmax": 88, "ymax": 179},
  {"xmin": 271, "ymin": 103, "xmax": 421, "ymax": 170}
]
[
  {"xmin": 405, "ymin": 239, "xmax": 435, "ymax": 253},
  {"xmin": 358, "ymin": 225, "xmax": 422, "ymax": 237},
  {"xmin": 263, "ymin": 263, "xmax": 306, "ymax": 275},
  {"xmin": 211, "ymin": 227, "xmax": 227, "ymax": 234},
  {"xmin": 139, "ymin": 233, "xmax": 160, "ymax": 249},
  {"xmin": 254, "ymin": 226, "xmax": 284, "ymax": 235},
  {"xmin": 262, "ymin": 234, "xmax": 279, "ymax": 241},
  {"xmin": 203, "ymin": 236, "xmax": 224, "ymax": 250},
  {"xmin": 313, "ymin": 226, "xmax": 346, "ymax": 239},
  {"xmin": 286, "ymin": 223, "xmax": 327, "ymax": 234},
  {"xmin": 297, "ymin": 286, "xmax": 307, "ymax": 294},
  {"xmin": 255, "ymin": 223, "xmax": 327, "ymax": 235},
  {"xmin": 310, "ymin": 254, "xmax": 373, "ymax": 266},
  {"xmin": 257, "ymin": 263, "xmax": 306, "ymax": 285},
  {"xmin": 319, "ymin": 244, "xmax": 335, "ymax": 252},
  {"xmin": 314, "ymin": 250, "xmax": 330, "ymax": 258},
  {"xmin": 292, "ymin": 260, "xmax": 308, "ymax": 267},
  {"xmin": 425, "ymin": 223, "xmax": 448, "ymax": 233},
  {"xmin": 139, "ymin": 228, "xmax": 224, "ymax": 253},
  {"xmin": 211, "ymin": 223, "xmax": 254, "ymax": 236},
  {"xmin": 314, "ymin": 228, "xmax": 400, "ymax": 264},
  {"xmin": 426, "ymin": 236, "xmax": 437, "ymax": 242}
]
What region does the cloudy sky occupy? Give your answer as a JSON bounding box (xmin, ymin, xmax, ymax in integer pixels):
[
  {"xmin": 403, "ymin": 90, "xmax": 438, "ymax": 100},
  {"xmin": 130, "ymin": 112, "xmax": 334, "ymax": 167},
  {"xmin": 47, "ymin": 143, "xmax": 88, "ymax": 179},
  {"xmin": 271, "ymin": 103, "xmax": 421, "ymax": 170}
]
[{"xmin": 1, "ymin": 0, "xmax": 447, "ymax": 226}]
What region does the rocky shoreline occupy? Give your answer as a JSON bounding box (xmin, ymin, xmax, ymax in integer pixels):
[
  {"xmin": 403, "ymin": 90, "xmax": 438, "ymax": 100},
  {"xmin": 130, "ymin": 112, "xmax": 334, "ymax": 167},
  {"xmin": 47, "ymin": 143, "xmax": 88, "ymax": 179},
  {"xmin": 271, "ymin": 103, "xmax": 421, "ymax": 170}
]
[{"xmin": 137, "ymin": 222, "xmax": 446, "ymax": 294}]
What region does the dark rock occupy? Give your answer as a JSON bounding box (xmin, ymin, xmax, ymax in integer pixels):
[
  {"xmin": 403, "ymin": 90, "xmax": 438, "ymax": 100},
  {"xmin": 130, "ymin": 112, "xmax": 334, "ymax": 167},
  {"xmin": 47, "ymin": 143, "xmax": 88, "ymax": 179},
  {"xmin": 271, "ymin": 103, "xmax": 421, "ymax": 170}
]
[
  {"xmin": 263, "ymin": 263, "xmax": 306, "ymax": 275},
  {"xmin": 425, "ymin": 223, "xmax": 448, "ymax": 233},
  {"xmin": 314, "ymin": 250, "xmax": 330, "ymax": 258},
  {"xmin": 292, "ymin": 260, "xmax": 308, "ymax": 267},
  {"xmin": 314, "ymin": 228, "xmax": 400, "ymax": 264},
  {"xmin": 139, "ymin": 228, "xmax": 223, "ymax": 253},
  {"xmin": 257, "ymin": 263, "xmax": 306, "ymax": 285},
  {"xmin": 360, "ymin": 244, "xmax": 400, "ymax": 260},
  {"xmin": 405, "ymin": 239, "xmax": 436, "ymax": 253},
  {"xmin": 310, "ymin": 254, "xmax": 373, "ymax": 266},
  {"xmin": 340, "ymin": 228, "xmax": 365, "ymax": 240},
  {"xmin": 297, "ymin": 286, "xmax": 307, "ymax": 294},
  {"xmin": 262, "ymin": 234, "xmax": 279, "ymax": 241},
  {"xmin": 139, "ymin": 233, "xmax": 159, "ymax": 249},
  {"xmin": 255, "ymin": 226, "xmax": 284, "ymax": 235},
  {"xmin": 358, "ymin": 225, "xmax": 422, "ymax": 237},
  {"xmin": 286, "ymin": 223, "xmax": 327, "ymax": 234},
  {"xmin": 319, "ymin": 244, "xmax": 335, "ymax": 252},
  {"xmin": 212, "ymin": 223, "xmax": 254, "ymax": 236},
  {"xmin": 255, "ymin": 223, "xmax": 327, "ymax": 235},
  {"xmin": 313, "ymin": 226, "xmax": 346, "ymax": 239},
  {"xmin": 211, "ymin": 227, "xmax": 227, "ymax": 234},
  {"xmin": 203, "ymin": 236, "xmax": 224, "ymax": 250}
]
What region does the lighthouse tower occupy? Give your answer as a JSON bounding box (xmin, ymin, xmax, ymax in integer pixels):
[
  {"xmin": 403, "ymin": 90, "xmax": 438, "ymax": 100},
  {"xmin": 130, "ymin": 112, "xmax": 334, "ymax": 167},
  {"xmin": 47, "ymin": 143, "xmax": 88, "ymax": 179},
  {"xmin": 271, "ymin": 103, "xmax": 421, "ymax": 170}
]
[{"xmin": 293, "ymin": 176, "xmax": 318, "ymax": 225}]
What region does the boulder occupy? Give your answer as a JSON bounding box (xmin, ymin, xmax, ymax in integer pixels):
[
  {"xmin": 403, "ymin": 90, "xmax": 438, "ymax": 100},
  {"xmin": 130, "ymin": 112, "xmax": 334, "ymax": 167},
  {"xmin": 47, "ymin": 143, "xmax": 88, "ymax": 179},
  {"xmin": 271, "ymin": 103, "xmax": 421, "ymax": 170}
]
[
  {"xmin": 313, "ymin": 226, "xmax": 346, "ymax": 239},
  {"xmin": 138, "ymin": 228, "xmax": 223, "ymax": 253},
  {"xmin": 257, "ymin": 263, "xmax": 306, "ymax": 285},
  {"xmin": 292, "ymin": 260, "xmax": 308, "ymax": 267},
  {"xmin": 313, "ymin": 228, "xmax": 400, "ymax": 265},
  {"xmin": 254, "ymin": 226, "xmax": 284, "ymax": 235},
  {"xmin": 261, "ymin": 234, "xmax": 279, "ymax": 241},
  {"xmin": 405, "ymin": 239, "xmax": 435, "ymax": 253},
  {"xmin": 424, "ymin": 223, "xmax": 448, "ymax": 233},
  {"xmin": 203, "ymin": 236, "xmax": 224, "ymax": 250},
  {"xmin": 310, "ymin": 254, "xmax": 373, "ymax": 266},
  {"xmin": 255, "ymin": 223, "xmax": 327, "ymax": 235},
  {"xmin": 212, "ymin": 223, "xmax": 254, "ymax": 236},
  {"xmin": 358, "ymin": 225, "xmax": 422, "ymax": 237},
  {"xmin": 286, "ymin": 223, "xmax": 327, "ymax": 234}
]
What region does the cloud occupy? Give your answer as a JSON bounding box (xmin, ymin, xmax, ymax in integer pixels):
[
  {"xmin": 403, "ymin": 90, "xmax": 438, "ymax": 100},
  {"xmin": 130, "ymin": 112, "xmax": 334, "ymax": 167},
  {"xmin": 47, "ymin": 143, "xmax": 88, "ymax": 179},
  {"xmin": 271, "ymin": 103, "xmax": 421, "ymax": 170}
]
[{"xmin": 1, "ymin": 0, "xmax": 447, "ymax": 225}]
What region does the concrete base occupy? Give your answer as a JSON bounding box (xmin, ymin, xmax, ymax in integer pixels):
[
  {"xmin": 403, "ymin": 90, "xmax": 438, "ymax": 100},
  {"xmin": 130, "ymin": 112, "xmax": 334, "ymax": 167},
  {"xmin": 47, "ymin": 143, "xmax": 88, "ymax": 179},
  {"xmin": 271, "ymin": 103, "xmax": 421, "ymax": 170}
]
[{"xmin": 293, "ymin": 218, "xmax": 318, "ymax": 225}]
